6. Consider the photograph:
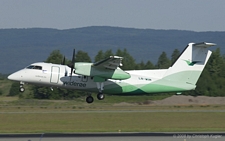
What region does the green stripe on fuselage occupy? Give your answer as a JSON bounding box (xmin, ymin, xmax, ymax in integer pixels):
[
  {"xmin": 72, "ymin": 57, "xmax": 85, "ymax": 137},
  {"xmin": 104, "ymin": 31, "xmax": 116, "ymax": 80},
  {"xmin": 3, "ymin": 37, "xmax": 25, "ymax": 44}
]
[
  {"xmin": 103, "ymin": 83, "xmax": 192, "ymax": 95},
  {"xmin": 103, "ymin": 70, "xmax": 198, "ymax": 95}
]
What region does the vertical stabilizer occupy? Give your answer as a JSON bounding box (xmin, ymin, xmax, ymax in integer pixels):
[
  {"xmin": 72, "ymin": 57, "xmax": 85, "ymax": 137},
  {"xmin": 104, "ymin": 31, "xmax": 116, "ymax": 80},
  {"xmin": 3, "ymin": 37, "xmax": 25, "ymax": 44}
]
[{"xmin": 164, "ymin": 42, "xmax": 216, "ymax": 85}]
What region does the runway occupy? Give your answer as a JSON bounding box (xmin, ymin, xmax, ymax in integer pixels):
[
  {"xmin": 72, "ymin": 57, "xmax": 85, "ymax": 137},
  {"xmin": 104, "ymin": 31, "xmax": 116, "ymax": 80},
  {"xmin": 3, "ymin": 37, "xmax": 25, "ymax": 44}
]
[{"xmin": 1, "ymin": 133, "xmax": 224, "ymax": 141}]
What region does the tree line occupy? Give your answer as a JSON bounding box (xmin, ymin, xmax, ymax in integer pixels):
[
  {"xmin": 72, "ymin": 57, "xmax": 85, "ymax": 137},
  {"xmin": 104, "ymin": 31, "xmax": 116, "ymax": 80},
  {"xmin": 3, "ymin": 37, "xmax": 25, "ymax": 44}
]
[{"xmin": 7, "ymin": 47, "xmax": 225, "ymax": 99}]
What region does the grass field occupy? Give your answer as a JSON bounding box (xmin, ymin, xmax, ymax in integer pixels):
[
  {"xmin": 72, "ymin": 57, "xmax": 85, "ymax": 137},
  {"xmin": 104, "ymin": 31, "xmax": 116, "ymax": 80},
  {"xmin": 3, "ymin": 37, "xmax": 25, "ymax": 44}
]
[
  {"xmin": 0, "ymin": 98, "xmax": 225, "ymax": 133},
  {"xmin": 0, "ymin": 111, "xmax": 225, "ymax": 133}
]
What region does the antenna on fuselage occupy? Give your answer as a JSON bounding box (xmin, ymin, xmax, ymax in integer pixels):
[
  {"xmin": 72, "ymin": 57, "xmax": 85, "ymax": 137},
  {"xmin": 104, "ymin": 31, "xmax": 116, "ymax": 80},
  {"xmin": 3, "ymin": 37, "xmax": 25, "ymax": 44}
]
[{"xmin": 61, "ymin": 56, "xmax": 68, "ymax": 77}]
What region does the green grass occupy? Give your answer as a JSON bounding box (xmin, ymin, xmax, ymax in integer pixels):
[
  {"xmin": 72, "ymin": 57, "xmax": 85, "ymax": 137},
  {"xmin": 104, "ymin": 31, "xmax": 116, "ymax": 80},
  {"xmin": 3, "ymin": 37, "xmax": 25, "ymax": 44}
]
[
  {"xmin": 0, "ymin": 99, "xmax": 224, "ymax": 133},
  {"xmin": 0, "ymin": 112, "xmax": 225, "ymax": 133},
  {"xmin": 1, "ymin": 79, "xmax": 225, "ymax": 133}
]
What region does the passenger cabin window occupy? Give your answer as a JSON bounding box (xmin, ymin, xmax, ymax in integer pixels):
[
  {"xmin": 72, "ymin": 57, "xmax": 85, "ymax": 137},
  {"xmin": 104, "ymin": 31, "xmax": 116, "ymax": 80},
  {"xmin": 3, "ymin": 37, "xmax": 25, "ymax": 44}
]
[{"xmin": 26, "ymin": 65, "xmax": 42, "ymax": 70}]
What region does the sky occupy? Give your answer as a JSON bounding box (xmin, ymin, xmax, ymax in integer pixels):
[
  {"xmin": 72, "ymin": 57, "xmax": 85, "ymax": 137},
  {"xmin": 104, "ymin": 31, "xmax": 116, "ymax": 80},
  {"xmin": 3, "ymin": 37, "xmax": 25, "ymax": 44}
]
[{"xmin": 0, "ymin": 0, "xmax": 225, "ymax": 31}]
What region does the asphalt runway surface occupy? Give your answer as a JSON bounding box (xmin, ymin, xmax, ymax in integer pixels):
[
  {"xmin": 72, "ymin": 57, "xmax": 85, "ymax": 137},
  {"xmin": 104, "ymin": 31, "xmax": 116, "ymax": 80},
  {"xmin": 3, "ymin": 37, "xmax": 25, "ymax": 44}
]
[{"xmin": 1, "ymin": 133, "xmax": 224, "ymax": 141}]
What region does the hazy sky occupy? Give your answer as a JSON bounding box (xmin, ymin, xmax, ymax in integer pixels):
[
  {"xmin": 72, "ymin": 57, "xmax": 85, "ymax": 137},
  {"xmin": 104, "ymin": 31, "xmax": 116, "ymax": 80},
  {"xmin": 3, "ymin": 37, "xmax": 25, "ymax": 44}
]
[{"xmin": 0, "ymin": 0, "xmax": 225, "ymax": 31}]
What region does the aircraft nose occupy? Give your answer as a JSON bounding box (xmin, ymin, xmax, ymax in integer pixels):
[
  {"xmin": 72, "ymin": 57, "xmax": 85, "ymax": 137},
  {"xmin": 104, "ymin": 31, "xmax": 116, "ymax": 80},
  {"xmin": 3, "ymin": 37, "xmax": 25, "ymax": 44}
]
[{"xmin": 8, "ymin": 71, "xmax": 23, "ymax": 81}]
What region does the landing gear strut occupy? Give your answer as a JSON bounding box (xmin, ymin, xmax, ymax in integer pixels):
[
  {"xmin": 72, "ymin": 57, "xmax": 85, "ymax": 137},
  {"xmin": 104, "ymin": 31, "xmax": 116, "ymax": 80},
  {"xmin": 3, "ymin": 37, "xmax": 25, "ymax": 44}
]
[{"xmin": 96, "ymin": 82, "xmax": 105, "ymax": 100}]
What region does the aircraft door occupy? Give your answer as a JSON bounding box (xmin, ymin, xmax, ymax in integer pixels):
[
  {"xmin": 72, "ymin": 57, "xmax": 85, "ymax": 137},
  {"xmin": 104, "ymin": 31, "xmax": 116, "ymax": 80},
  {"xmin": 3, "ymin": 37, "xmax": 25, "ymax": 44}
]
[{"xmin": 50, "ymin": 66, "xmax": 60, "ymax": 83}]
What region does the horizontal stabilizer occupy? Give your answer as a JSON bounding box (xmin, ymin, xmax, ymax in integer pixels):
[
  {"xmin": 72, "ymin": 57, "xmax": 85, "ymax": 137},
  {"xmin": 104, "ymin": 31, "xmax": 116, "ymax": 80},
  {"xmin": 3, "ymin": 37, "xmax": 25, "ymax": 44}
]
[{"xmin": 193, "ymin": 42, "xmax": 216, "ymax": 48}]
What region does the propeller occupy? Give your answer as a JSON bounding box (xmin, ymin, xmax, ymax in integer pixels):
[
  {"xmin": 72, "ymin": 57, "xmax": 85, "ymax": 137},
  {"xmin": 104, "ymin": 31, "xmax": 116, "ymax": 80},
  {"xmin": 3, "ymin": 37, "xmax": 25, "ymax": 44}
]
[
  {"xmin": 61, "ymin": 56, "xmax": 66, "ymax": 65},
  {"xmin": 67, "ymin": 49, "xmax": 76, "ymax": 79}
]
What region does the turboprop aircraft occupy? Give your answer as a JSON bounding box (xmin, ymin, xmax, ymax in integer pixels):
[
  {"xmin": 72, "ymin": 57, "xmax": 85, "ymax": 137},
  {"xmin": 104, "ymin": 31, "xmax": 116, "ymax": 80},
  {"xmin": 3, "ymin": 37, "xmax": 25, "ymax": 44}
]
[{"xmin": 8, "ymin": 42, "xmax": 215, "ymax": 103}]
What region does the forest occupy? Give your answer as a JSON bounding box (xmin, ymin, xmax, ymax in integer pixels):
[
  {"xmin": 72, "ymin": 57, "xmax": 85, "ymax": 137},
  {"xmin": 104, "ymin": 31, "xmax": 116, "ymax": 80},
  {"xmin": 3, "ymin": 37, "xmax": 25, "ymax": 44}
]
[
  {"xmin": 5, "ymin": 46, "xmax": 225, "ymax": 100},
  {"xmin": 1, "ymin": 27, "xmax": 225, "ymax": 74}
]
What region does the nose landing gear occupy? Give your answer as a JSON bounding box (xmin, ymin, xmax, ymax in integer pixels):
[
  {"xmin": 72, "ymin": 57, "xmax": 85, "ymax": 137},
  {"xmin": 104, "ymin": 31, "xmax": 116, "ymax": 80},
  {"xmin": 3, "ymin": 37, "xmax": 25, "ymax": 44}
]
[{"xmin": 19, "ymin": 82, "xmax": 25, "ymax": 92}]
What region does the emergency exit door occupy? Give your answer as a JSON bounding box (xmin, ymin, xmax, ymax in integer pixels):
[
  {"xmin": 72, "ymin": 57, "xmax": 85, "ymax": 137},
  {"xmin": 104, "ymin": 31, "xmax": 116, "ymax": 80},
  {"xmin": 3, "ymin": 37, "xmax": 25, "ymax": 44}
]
[{"xmin": 50, "ymin": 66, "xmax": 60, "ymax": 83}]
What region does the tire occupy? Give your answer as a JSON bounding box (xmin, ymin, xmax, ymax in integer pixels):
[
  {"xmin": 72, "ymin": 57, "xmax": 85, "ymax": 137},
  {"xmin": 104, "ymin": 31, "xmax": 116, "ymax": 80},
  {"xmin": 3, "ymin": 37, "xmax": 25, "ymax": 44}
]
[
  {"xmin": 86, "ymin": 96, "xmax": 94, "ymax": 103},
  {"xmin": 19, "ymin": 87, "xmax": 25, "ymax": 92},
  {"xmin": 97, "ymin": 93, "xmax": 105, "ymax": 100}
]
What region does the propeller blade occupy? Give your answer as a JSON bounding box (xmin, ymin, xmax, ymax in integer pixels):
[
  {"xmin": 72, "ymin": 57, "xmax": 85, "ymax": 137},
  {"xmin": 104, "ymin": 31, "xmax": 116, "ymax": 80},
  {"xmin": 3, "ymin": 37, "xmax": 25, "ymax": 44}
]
[
  {"xmin": 72, "ymin": 49, "xmax": 75, "ymax": 65},
  {"xmin": 61, "ymin": 56, "xmax": 66, "ymax": 65},
  {"xmin": 64, "ymin": 67, "xmax": 68, "ymax": 76},
  {"xmin": 67, "ymin": 49, "xmax": 76, "ymax": 80}
]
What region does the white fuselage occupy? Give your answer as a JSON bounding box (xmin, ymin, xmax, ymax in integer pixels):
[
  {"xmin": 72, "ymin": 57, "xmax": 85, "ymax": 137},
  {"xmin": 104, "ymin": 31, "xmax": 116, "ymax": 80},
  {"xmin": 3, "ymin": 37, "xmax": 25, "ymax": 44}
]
[{"xmin": 8, "ymin": 62, "xmax": 164, "ymax": 94}]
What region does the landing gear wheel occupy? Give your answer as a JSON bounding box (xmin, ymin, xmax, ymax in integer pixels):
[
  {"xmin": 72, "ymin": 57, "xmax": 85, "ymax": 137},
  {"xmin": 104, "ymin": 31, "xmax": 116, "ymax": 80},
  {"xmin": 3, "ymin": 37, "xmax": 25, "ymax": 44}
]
[
  {"xmin": 86, "ymin": 96, "xmax": 94, "ymax": 104},
  {"xmin": 19, "ymin": 87, "xmax": 25, "ymax": 92},
  {"xmin": 97, "ymin": 93, "xmax": 105, "ymax": 100}
]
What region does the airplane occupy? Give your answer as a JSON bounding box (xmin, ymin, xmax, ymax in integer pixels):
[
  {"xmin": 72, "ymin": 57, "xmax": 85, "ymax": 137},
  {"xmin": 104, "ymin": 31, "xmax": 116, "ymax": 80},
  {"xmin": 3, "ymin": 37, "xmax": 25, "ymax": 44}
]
[{"xmin": 8, "ymin": 42, "xmax": 216, "ymax": 103}]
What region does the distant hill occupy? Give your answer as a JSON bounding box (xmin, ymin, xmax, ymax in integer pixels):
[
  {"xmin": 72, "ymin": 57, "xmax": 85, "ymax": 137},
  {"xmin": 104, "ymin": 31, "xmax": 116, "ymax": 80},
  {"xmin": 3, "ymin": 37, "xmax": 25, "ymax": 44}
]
[{"xmin": 0, "ymin": 26, "xmax": 225, "ymax": 74}]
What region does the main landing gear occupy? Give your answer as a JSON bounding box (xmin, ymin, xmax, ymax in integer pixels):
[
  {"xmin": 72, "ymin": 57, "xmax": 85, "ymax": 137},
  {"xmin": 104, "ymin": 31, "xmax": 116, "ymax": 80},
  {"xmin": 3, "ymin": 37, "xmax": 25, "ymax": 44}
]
[
  {"xmin": 86, "ymin": 95, "xmax": 94, "ymax": 103},
  {"xmin": 97, "ymin": 92, "xmax": 105, "ymax": 100},
  {"xmin": 86, "ymin": 81, "xmax": 105, "ymax": 104},
  {"xmin": 85, "ymin": 92, "xmax": 105, "ymax": 104}
]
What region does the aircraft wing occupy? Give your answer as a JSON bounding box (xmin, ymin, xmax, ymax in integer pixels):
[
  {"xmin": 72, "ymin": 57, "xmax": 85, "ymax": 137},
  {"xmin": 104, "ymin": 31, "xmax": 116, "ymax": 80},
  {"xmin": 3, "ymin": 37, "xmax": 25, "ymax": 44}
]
[
  {"xmin": 75, "ymin": 56, "xmax": 130, "ymax": 81},
  {"xmin": 93, "ymin": 56, "xmax": 123, "ymax": 70}
]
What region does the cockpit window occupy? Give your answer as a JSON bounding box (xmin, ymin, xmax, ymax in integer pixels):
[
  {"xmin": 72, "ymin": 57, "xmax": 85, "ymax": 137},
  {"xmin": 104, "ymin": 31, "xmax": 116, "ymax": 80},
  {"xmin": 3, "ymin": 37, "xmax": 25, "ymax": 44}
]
[
  {"xmin": 26, "ymin": 65, "xmax": 34, "ymax": 69},
  {"xmin": 26, "ymin": 65, "xmax": 42, "ymax": 70}
]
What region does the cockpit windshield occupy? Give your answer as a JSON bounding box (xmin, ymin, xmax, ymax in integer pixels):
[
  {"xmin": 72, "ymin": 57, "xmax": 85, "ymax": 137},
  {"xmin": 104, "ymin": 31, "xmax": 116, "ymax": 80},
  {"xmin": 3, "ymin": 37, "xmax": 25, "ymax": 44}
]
[{"xmin": 26, "ymin": 65, "xmax": 42, "ymax": 70}]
